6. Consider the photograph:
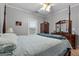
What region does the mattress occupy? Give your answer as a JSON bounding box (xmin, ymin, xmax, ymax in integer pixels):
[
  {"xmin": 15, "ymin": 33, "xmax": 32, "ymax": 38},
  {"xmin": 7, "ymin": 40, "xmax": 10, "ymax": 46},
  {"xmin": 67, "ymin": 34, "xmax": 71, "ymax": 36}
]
[{"xmin": 12, "ymin": 35, "xmax": 71, "ymax": 56}]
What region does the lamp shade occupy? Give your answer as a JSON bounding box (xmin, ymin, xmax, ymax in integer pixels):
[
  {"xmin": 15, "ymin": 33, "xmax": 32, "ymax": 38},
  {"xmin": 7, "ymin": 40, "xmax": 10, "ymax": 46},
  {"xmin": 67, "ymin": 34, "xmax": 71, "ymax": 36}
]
[{"xmin": 8, "ymin": 28, "xmax": 14, "ymax": 33}]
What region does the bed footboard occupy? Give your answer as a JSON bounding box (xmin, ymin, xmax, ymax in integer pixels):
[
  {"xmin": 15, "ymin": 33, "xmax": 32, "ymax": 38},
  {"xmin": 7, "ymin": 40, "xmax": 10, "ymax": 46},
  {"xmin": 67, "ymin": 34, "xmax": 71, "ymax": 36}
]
[{"xmin": 64, "ymin": 48, "xmax": 71, "ymax": 56}]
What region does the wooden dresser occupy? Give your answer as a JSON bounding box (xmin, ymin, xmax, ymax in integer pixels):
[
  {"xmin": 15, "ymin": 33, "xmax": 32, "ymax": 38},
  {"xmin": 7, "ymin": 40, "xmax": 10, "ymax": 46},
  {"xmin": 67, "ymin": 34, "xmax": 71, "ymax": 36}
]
[{"xmin": 52, "ymin": 32, "xmax": 76, "ymax": 49}]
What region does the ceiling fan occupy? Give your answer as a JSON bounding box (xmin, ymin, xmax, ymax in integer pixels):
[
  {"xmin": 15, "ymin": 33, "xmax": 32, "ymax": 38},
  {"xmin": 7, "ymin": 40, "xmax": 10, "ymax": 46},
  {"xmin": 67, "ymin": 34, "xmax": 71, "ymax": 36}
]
[{"xmin": 39, "ymin": 3, "xmax": 54, "ymax": 12}]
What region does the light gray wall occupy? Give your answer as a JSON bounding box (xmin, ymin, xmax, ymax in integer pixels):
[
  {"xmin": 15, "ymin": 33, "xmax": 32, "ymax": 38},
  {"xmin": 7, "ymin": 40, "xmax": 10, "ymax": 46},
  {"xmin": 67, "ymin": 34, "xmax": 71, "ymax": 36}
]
[
  {"xmin": 0, "ymin": 3, "xmax": 5, "ymax": 33},
  {"xmin": 46, "ymin": 4, "xmax": 79, "ymax": 47},
  {"xmin": 6, "ymin": 5, "xmax": 44, "ymax": 35}
]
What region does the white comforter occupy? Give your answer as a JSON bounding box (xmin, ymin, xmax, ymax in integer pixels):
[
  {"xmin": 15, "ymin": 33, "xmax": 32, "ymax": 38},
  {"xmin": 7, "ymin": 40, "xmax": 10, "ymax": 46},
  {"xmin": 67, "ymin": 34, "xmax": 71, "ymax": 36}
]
[
  {"xmin": 0, "ymin": 33, "xmax": 17, "ymax": 56},
  {"xmin": 13, "ymin": 35, "xmax": 71, "ymax": 56}
]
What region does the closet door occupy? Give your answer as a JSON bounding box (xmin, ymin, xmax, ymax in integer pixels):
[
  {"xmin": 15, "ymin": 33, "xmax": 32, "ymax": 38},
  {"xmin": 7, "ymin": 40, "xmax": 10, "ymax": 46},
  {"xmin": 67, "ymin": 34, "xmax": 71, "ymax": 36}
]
[
  {"xmin": 44, "ymin": 22, "xmax": 49, "ymax": 33},
  {"xmin": 40, "ymin": 23, "xmax": 44, "ymax": 33},
  {"xmin": 40, "ymin": 22, "xmax": 49, "ymax": 33}
]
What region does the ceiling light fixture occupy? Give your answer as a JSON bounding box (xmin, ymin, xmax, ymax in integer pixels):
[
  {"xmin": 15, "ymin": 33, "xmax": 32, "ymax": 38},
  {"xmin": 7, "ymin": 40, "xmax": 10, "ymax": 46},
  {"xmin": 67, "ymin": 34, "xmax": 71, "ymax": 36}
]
[{"xmin": 39, "ymin": 3, "xmax": 52, "ymax": 12}]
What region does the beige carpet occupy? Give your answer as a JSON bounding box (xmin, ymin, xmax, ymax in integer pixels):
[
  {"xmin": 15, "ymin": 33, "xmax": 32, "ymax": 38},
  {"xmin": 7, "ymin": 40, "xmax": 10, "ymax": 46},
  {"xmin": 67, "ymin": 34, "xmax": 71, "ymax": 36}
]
[{"xmin": 71, "ymin": 49, "xmax": 79, "ymax": 56}]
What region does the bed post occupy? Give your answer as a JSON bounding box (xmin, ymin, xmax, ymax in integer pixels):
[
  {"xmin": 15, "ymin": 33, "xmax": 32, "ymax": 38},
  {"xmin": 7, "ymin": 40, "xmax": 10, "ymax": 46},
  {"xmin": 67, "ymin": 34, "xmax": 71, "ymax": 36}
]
[
  {"xmin": 67, "ymin": 48, "xmax": 71, "ymax": 56},
  {"xmin": 68, "ymin": 5, "xmax": 72, "ymax": 34},
  {"xmin": 64, "ymin": 48, "xmax": 71, "ymax": 56},
  {"xmin": 3, "ymin": 4, "xmax": 6, "ymax": 33}
]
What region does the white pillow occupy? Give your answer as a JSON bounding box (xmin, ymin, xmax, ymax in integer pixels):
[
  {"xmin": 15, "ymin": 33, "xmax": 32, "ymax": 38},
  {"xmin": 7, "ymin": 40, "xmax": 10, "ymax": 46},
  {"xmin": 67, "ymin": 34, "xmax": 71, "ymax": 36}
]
[
  {"xmin": 0, "ymin": 33, "xmax": 17, "ymax": 45},
  {"xmin": 0, "ymin": 38, "xmax": 8, "ymax": 45}
]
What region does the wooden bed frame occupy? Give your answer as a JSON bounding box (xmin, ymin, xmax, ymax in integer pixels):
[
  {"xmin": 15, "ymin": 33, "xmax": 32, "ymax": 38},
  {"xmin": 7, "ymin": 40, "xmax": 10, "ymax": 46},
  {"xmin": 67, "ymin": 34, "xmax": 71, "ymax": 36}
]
[
  {"xmin": 64, "ymin": 48, "xmax": 71, "ymax": 56},
  {"xmin": 54, "ymin": 6, "xmax": 72, "ymax": 56}
]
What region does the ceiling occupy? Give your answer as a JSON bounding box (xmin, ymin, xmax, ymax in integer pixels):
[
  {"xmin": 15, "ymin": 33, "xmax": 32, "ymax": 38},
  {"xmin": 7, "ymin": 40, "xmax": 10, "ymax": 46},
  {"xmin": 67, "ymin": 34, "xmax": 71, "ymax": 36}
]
[{"xmin": 7, "ymin": 3, "xmax": 79, "ymax": 16}]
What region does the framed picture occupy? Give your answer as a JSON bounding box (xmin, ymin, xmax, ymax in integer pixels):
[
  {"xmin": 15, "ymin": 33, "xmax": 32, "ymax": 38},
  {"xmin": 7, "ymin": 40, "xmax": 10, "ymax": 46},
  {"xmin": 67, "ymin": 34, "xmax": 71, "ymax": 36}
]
[{"xmin": 16, "ymin": 21, "xmax": 22, "ymax": 26}]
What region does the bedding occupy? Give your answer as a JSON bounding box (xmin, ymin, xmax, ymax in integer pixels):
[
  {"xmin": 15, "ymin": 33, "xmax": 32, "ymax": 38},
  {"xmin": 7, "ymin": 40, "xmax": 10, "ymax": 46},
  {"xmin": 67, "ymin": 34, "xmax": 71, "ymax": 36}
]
[
  {"xmin": 0, "ymin": 33, "xmax": 17, "ymax": 55},
  {"xmin": 37, "ymin": 33, "xmax": 66, "ymax": 39},
  {"xmin": 12, "ymin": 35, "xmax": 71, "ymax": 56},
  {"xmin": 0, "ymin": 43, "xmax": 16, "ymax": 56},
  {"xmin": 1, "ymin": 33, "xmax": 17, "ymax": 45}
]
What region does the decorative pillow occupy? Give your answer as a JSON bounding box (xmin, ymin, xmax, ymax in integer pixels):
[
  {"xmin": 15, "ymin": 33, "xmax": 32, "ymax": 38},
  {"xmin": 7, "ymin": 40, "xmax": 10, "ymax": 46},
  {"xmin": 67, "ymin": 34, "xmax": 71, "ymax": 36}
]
[
  {"xmin": 0, "ymin": 33, "xmax": 17, "ymax": 45},
  {"xmin": 37, "ymin": 33, "xmax": 66, "ymax": 40}
]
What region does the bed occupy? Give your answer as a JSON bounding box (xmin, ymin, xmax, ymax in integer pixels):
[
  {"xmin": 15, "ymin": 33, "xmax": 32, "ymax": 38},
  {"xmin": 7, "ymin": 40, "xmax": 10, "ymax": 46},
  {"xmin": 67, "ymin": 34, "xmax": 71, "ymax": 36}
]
[
  {"xmin": 0, "ymin": 32, "xmax": 72, "ymax": 56},
  {"xmin": 11, "ymin": 33, "xmax": 72, "ymax": 56}
]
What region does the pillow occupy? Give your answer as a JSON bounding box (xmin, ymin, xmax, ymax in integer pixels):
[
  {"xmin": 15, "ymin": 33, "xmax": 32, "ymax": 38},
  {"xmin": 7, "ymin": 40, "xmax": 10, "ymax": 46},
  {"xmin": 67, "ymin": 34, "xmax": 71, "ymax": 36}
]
[
  {"xmin": 37, "ymin": 33, "xmax": 49, "ymax": 36},
  {"xmin": 50, "ymin": 34, "xmax": 66, "ymax": 39},
  {"xmin": 37, "ymin": 33, "xmax": 66, "ymax": 40},
  {"xmin": 0, "ymin": 33, "xmax": 17, "ymax": 45}
]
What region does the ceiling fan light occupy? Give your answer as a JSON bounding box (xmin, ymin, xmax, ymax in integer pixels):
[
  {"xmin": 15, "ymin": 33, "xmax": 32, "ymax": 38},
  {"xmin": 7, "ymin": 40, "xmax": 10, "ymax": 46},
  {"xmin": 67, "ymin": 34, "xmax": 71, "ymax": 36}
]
[
  {"xmin": 39, "ymin": 3, "xmax": 52, "ymax": 12},
  {"xmin": 40, "ymin": 4, "xmax": 47, "ymax": 10},
  {"xmin": 43, "ymin": 4, "xmax": 48, "ymax": 9},
  {"xmin": 40, "ymin": 7, "xmax": 45, "ymax": 11},
  {"xmin": 46, "ymin": 5, "xmax": 51, "ymax": 12}
]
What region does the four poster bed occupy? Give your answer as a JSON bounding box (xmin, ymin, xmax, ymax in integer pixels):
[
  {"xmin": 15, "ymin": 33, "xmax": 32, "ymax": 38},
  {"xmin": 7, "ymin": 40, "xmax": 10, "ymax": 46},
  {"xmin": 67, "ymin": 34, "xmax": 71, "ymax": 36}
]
[
  {"xmin": 53, "ymin": 6, "xmax": 76, "ymax": 49},
  {"xmin": 0, "ymin": 5, "xmax": 73, "ymax": 56}
]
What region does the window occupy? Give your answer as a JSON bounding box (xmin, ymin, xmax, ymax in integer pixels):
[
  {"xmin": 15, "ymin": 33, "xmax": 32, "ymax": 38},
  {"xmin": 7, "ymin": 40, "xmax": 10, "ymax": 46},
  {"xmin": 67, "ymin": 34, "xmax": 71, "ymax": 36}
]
[{"xmin": 28, "ymin": 19, "xmax": 37, "ymax": 35}]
